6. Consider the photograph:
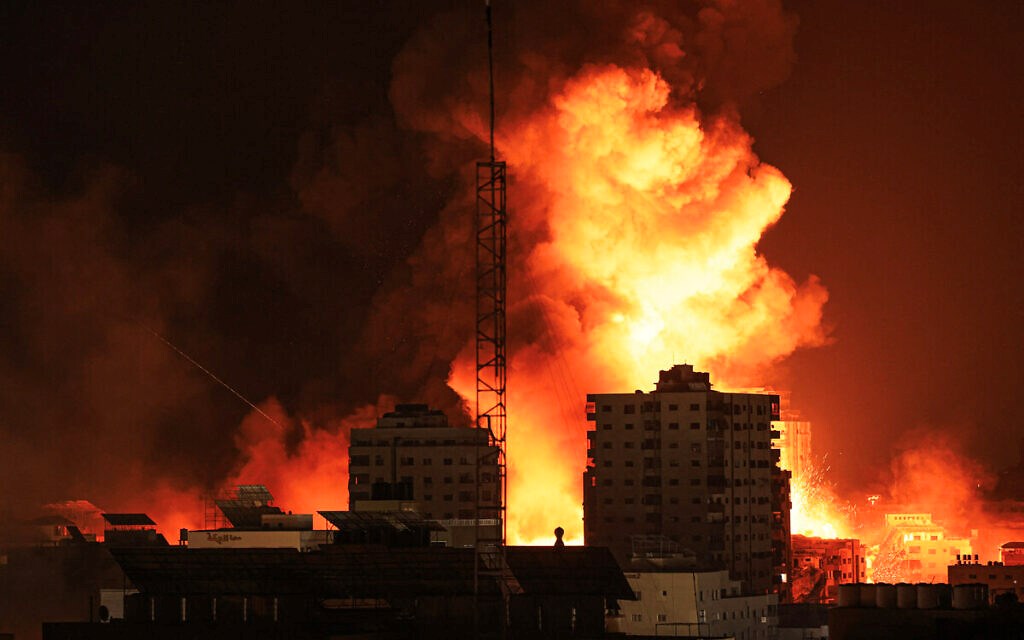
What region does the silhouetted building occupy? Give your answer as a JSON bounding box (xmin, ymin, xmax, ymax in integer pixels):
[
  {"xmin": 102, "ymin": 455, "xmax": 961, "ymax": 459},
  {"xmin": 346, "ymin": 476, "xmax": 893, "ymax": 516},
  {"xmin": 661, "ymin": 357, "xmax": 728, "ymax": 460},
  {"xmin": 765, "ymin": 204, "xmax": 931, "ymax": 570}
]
[
  {"xmin": 347, "ymin": 404, "xmax": 500, "ymax": 536},
  {"xmin": 829, "ymin": 582, "xmax": 1024, "ymax": 640},
  {"xmin": 583, "ymin": 365, "xmax": 782, "ymax": 594},
  {"xmin": 42, "ymin": 545, "xmax": 634, "ymax": 640}
]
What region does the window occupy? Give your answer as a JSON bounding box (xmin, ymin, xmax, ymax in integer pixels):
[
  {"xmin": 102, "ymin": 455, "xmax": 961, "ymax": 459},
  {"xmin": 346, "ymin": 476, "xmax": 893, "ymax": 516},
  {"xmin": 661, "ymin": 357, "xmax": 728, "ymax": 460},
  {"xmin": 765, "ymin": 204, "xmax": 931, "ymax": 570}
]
[
  {"xmin": 603, "ymin": 442, "xmax": 612, "ymax": 449},
  {"xmin": 623, "ymin": 404, "xmax": 636, "ymax": 414},
  {"xmin": 422, "ymin": 458, "xmax": 432, "ymax": 465},
  {"xmin": 443, "ymin": 494, "xmax": 453, "ymax": 501},
  {"xmin": 690, "ymin": 403, "xmax": 700, "ymax": 411},
  {"xmin": 691, "ymin": 460, "xmax": 701, "ymax": 467},
  {"xmin": 424, "ymin": 477, "xmax": 433, "ymax": 486},
  {"xmin": 631, "ymin": 614, "xmax": 643, "ymax": 622},
  {"xmin": 668, "ymin": 404, "xmax": 679, "ymax": 411},
  {"xmin": 374, "ymin": 455, "xmax": 384, "ymax": 465},
  {"xmin": 690, "ymin": 422, "xmax": 701, "ymax": 430},
  {"xmin": 601, "ymin": 424, "xmax": 612, "ymax": 430},
  {"xmin": 443, "ymin": 458, "xmax": 453, "ymax": 466},
  {"xmin": 444, "ymin": 476, "xmax": 453, "ymax": 484},
  {"xmin": 601, "ymin": 405, "xmax": 612, "ymax": 412},
  {"xmin": 668, "ymin": 422, "xmax": 680, "ymax": 430},
  {"xmin": 657, "ymin": 614, "xmax": 667, "ymax": 622},
  {"xmin": 625, "ymin": 423, "xmax": 635, "ymax": 430},
  {"xmin": 350, "ymin": 455, "xmax": 369, "ymax": 466},
  {"xmin": 400, "ymin": 457, "xmax": 414, "ymax": 465},
  {"xmin": 691, "ymin": 443, "xmax": 702, "ymax": 453}
]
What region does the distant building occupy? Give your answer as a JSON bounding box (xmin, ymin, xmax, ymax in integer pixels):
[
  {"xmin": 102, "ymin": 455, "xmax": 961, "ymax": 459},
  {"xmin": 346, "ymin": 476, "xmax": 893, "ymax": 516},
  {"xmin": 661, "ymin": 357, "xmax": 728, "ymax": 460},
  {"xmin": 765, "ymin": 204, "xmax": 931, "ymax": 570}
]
[
  {"xmin": 608, "ymin": 567, "xmax": 778, "ymax": 639},
  {"xmin": 347, "ymin": 403, "xmax": 501, "ymax": 545},
  {"xmin": 583, "ymin": 364, "xmax": 783, "ymax": 594},
  {"xmin": 1002, "ymin": 541, "xmax": 1024, "ymax": 566},
  {"xmin": 948, "ymin": 557, "xmax": 1024, "ymax": 605},
  {"xmin": 790, "ymin": 535, "xmax": 866, "ymax": 603},
  {"xmin": 873, "ymin": 513, "xmax": 972, "ymax": 584}
]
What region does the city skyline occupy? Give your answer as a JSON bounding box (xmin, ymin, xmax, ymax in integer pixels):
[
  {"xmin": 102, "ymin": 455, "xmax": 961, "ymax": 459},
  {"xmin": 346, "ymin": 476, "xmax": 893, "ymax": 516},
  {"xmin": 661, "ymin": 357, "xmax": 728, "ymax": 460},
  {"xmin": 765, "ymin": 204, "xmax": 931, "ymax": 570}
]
[{"xmin": 0, "ymin": 1, "xmax": 1020, "ymax": 548}]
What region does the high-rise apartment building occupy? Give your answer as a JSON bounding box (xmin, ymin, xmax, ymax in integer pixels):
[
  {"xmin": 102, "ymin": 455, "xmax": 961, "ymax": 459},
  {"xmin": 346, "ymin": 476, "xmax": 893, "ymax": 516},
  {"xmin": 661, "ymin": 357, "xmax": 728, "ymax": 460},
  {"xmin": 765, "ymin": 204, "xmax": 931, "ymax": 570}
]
[
  {"xmin": 583, "ymin": 365, "xmax": 782, "ymax": 594},
  {"xmin": 347, "ymin": 404, "xmax": 500, "ymax": 526}
]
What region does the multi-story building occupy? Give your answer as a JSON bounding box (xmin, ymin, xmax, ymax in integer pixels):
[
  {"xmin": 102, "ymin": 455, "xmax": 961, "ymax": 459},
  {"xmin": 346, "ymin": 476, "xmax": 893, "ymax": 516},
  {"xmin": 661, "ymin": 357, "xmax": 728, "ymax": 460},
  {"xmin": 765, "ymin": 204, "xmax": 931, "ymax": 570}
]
[
  {"xmin": 608, "ymin": 568, "xmax": 778, "ymax": 640},
  {"xmin": 347, "ymin": 404, "xmax": 500, "ymax": 536},
  {"xmin": 790, "ymin": 535, "xmax": 866, "ymax": 603},
  {"xmin": 584, "ymin": 365, "xmax": 782, "ymax": 594},
  {"xmin": 873, "ymin": 513, "xmax": 973, "ymax": 583}
]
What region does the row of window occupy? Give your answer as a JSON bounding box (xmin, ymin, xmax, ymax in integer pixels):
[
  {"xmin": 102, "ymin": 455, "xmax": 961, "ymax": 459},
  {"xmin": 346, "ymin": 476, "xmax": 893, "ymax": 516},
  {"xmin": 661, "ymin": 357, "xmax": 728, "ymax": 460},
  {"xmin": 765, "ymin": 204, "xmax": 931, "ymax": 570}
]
[
  {"xmin": 351, "ymin": 474, "xmax": 495, "ymax": 486},
  {"xmin": 595, "ymin": 477, "xmax": 768, "ymax": 487},
  {"xmin": 599, "ymin": 496, "xmax": 768, "ymax": 506},
  {"xmin": 351, "ymin": 438, "xmax": 467, "ymax": 447},
  {"xmin": 600, "ymin": 402, "xmax": 770, "ymax": 415},
  {"xmin": 351, "ymin": 455, "xmax": 482, "ymax": 467}
]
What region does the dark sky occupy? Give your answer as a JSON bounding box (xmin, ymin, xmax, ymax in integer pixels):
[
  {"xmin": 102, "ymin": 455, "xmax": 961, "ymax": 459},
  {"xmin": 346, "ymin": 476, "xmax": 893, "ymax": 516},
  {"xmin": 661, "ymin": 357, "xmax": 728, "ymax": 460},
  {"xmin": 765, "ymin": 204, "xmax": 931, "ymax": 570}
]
[{"xmin": 0, "ymin": 0, "xmax": 1021, "ymax": 510}]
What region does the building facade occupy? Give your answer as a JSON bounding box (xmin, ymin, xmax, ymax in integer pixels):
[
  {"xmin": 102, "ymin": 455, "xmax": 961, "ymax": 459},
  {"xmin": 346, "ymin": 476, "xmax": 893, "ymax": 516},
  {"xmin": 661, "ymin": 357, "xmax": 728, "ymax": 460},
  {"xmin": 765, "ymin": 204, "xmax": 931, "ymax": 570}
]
[
  {"xmin": 791, "ymin": 535, "xmax": 867, "ymax": 603},
  {"xmin": 583, "ymin": 365, "xmax": 782, "ymax": 594},
  {"xmin": 608, "ymin": 569, "xmax": 778, "ymax": 640},
  {"xmin": 873, "ymin": 513, "xmax": 973, "ymax": 584},
  {"xmin": 347, "ymin": 404, "xmax": 500, "ymax": 530},
  {"xmin": 949, "ymin": 557, "xmax": 1024, "ymax": 604}
]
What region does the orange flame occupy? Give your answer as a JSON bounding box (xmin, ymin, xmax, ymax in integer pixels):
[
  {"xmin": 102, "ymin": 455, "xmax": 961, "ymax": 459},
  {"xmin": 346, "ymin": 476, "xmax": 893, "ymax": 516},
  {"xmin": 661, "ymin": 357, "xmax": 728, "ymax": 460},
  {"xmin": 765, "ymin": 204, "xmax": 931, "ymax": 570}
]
[{"xmin": 451, "ymin": 64, "xmax": 828, "ymax": 544}]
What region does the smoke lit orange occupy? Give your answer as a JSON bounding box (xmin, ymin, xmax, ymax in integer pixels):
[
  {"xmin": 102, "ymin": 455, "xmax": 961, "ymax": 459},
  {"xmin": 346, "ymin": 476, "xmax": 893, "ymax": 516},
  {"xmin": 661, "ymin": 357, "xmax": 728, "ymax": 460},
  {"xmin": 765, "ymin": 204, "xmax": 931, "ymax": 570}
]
[{"xmin": 450, "ymin": 64, "xmax": 828, "ymax": 544}]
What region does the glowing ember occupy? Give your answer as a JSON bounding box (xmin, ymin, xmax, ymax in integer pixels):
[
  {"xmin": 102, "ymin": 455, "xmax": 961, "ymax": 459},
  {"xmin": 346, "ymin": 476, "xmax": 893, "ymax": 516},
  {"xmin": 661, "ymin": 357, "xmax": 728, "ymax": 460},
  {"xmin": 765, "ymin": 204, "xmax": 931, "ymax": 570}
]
[{"xmin": 788, "ymin": 458, "xmax": 852, "ymax": 539}]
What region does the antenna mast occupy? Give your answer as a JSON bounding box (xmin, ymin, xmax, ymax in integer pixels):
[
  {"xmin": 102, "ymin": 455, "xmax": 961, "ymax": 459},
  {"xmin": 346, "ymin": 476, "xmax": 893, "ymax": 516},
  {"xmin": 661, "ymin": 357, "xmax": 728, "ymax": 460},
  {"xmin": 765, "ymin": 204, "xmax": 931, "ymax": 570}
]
[
  {"xmin": 474, "ymin": 0, "xmax": 511, "ymax": 635},
  {"xmin": 475, "ymin": 0, "xmax": 507, "ymax": 548}
]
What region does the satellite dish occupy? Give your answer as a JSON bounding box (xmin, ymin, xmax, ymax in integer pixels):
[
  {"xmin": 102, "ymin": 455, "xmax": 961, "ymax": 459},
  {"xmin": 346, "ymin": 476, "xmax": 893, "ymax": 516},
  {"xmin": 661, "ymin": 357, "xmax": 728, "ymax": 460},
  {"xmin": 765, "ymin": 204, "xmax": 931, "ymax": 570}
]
[{"xmin": 98, "ymin": 605, "xmax": 110, "ymax": 623}]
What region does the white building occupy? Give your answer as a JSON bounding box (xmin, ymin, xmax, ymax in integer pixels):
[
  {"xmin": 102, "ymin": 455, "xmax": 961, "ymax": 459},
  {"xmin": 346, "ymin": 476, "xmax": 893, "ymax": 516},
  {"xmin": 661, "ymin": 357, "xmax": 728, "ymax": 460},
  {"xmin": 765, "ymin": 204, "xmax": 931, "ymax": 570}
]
[{"xmin": 609, "ymin": 569, "xmax": 778, "ymax": 639}]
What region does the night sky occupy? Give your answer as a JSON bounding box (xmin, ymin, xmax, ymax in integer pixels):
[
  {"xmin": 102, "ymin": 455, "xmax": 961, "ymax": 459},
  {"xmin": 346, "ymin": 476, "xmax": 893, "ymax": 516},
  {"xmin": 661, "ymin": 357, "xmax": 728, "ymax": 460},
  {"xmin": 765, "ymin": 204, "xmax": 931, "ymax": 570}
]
[{"xmin": 0, "ymin": 0, "xmax": 1021, "ymax": 513}]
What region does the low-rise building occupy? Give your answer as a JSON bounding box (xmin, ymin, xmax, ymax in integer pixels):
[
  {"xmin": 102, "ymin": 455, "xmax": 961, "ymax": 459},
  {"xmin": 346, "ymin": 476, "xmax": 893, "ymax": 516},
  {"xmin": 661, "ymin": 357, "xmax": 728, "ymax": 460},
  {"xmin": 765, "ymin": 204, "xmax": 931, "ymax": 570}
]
[
  {"xmin": 609, "ymin": 567, "xmax": 778, "ymax": 639},
  {"xmin": 948, "ymin": 558, "xmax": 1024, "ymax": 604},
  {"xmin": 791, "ymin": 535, "xmax": 866, "ymax": 603}
]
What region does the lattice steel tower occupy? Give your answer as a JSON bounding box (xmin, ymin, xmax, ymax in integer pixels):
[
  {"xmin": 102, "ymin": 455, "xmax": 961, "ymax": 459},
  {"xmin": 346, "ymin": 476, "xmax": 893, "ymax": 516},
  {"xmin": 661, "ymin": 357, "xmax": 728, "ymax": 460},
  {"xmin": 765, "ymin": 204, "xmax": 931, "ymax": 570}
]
[{"xmin": 474, "ymin": 0, "xmax": 507, "ymax": 550}]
